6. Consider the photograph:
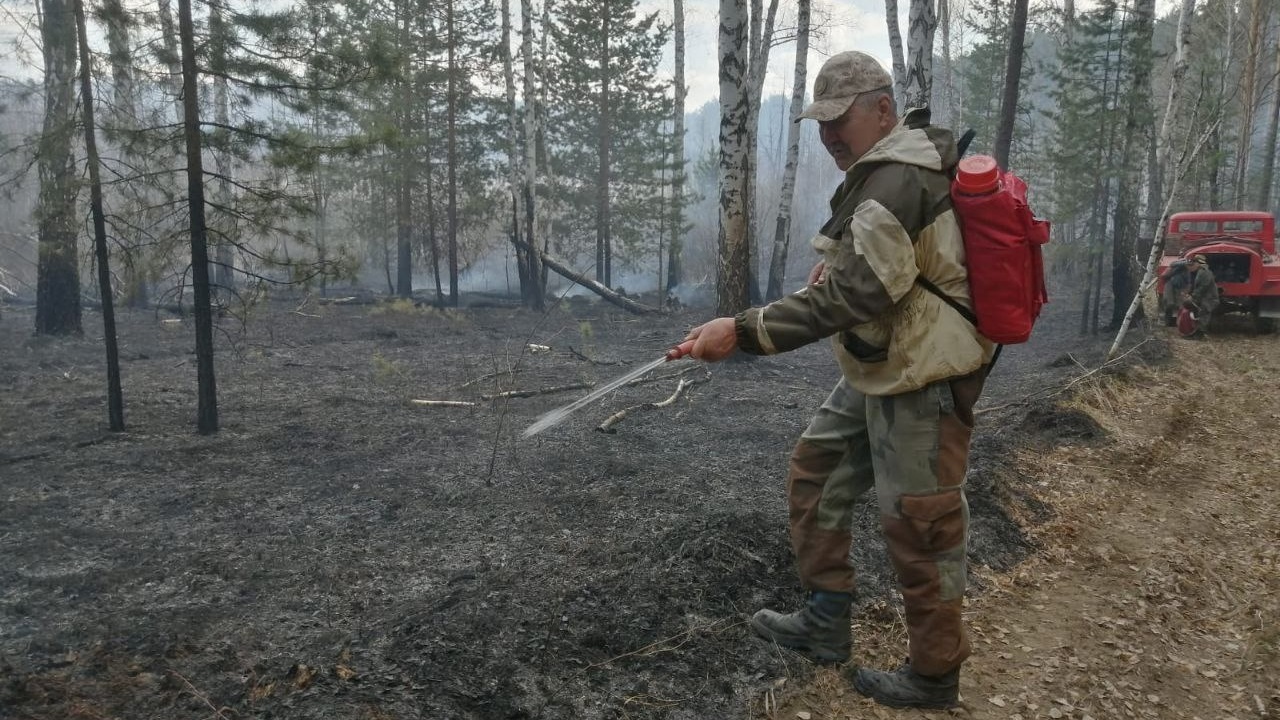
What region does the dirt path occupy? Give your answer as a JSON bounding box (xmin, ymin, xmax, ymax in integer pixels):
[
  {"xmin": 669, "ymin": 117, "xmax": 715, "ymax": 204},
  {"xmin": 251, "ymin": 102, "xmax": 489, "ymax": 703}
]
[{"xmin": 776, "ymin": 331, "xmax": 1280, "ymax": 719}]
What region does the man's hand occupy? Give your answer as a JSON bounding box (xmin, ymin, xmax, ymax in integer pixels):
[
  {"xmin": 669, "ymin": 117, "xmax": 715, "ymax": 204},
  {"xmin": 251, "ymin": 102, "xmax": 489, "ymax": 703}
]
[
  {"xmin": 684, "ymin": 317, "xmax": 738, "ymax": 362},
  {"xmin": 808, "ymin": 261, "xmax": 826, "ymax": 285}
]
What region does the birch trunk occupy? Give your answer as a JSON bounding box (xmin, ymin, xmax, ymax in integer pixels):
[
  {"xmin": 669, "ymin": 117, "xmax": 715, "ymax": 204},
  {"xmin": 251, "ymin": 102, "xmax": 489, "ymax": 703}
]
[
  {"xmin": 765, "ymin": 0, "xmax": 809, "ymax": 302},
  {"xmin": 1108, "ymin": 0, "xmax": 1203, "ymax": 360},
  {"xmin": 521, "ymin": 0, "xmax": 544, "ymax": 309},
  {"xmin": 885, "ymin": 0, "xmax": 907, "ymax": 103},
  {"xmin": 74, "ymin": 0, "xmax": 124, "ymax": 430},
  {"xmin": 903, "ymin": 0, "xmax": 937, "ymax": 109},
  {"xmin": 394, "ymin": 3, "xmax": 413, "ymax": 297},
  {"xmin": 717, "ymin": 0, "xmax": 752, "ymax": 315}
]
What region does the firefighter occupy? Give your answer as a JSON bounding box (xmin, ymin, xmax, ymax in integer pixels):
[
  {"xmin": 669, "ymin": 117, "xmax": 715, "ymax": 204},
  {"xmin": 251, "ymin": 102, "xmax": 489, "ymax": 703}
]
[
  {"xmin": 1180, "ymin": 254, "xmax": 1218, "ymax": 338},
  {"xmin": 682, "ymin": 51, "xmax": 993, "ymax": 710}
]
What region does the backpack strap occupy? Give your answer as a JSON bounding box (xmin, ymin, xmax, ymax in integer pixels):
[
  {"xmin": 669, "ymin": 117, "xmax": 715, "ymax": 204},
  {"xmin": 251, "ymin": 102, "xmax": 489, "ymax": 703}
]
[{"xmin": 914, "ymin": 274, "xmax": 1003, "ymax": 377}]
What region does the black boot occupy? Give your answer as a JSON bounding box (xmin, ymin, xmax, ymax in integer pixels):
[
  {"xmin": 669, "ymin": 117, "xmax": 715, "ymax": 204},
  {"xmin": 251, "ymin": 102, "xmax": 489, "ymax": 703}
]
[
  {"xmin": 853, "ymin": 660, "xmax": 960, "ymax": 709},
  {"xmin": 749, "ymin": 591, "xmax": 851, "ymax": 663}
]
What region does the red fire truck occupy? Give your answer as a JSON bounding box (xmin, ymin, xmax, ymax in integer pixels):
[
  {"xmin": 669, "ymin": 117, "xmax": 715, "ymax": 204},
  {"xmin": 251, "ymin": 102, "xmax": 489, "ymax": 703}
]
[{"xmin": 1156, "ymin": 210, "xmax": 1280, "ymax": 333}]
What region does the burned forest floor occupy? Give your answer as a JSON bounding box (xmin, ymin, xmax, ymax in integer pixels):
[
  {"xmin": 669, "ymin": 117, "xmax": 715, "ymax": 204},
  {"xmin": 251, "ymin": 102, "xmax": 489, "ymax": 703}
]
[{"xmin": 1, "ymin": 290, "xmax": 1276, "ymax": 720}]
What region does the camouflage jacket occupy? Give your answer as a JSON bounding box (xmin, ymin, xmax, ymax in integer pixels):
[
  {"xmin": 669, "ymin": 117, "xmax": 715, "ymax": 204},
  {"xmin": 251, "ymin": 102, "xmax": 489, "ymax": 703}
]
[
  {"xmin": 734, "ymin": 108, "xmax": 993, "ymax": 396},
  {"xmin": 1188, "ymin": 267, "xmax": 1219, "ymax": 312}
]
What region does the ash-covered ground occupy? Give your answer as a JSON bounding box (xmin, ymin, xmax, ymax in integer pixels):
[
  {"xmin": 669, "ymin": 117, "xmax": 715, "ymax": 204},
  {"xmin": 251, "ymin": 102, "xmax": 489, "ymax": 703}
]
[{"xmin": 0, "ymin": 289, "xmax": 1134, "ymax": 719}]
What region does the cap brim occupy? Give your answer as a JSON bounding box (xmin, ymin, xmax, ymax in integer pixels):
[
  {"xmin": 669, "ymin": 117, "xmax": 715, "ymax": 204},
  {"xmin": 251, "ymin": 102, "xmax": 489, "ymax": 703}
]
[{"xmin": 796, "ymin": 97, "xmax": 855, "ymax": 122}]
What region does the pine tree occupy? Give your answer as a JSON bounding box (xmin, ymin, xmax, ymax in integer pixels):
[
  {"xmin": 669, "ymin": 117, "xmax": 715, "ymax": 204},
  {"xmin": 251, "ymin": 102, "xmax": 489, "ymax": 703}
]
[{"xmin": 547, "ymin": 0, "xmax": 671, "ymax": 289}]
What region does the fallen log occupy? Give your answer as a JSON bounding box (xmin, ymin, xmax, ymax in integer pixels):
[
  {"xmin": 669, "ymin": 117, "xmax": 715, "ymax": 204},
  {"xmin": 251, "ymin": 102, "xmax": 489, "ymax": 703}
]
[
  {"xmin": 410, "ymin": 399, "xmax": 479, "ymax": 407},
  {"xmin": 509, "ymin": 238, "xmax": 658, "ymax": 315}
]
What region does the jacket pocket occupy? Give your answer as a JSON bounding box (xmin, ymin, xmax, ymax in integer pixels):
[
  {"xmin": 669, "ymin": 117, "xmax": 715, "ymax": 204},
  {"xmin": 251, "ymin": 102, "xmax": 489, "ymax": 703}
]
[{"xmin": 839, "ymin": 329, "xmax": 888, "ymax": 363}]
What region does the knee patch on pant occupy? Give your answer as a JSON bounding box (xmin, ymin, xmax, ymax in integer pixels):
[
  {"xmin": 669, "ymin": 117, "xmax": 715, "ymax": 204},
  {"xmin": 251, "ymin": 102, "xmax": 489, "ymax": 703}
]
[{"xmin": 884, "ymin": 489, "xmax": 968, "ymax": 602}]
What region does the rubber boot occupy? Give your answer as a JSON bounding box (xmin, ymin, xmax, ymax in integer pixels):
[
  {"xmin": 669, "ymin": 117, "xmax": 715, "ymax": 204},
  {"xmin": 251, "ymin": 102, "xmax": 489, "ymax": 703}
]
[
  {"xmin": 853, "ymin": 660, "xmax": 960, "ymax": 709},
  {"xmin": 749, "ymin": 591, "xmax": 851, "ymax": 663}
]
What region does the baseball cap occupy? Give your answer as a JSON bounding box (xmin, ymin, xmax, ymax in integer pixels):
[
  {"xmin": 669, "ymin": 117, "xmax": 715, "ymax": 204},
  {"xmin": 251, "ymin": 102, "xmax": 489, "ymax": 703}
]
[{"xmin": 797, "ymin": 51, "xmax": 894, "ymax": 122}]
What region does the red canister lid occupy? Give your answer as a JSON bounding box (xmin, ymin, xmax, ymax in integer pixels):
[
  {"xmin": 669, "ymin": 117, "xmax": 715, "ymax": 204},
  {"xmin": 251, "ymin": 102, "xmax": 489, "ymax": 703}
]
[{"xmin": 955, "ymin": 154, "xmax": 1000, "ymax": 195}]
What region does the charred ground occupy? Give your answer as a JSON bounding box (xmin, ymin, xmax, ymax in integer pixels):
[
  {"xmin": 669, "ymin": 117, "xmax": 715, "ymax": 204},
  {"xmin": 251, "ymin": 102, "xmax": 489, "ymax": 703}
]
[{"xmin": 2, "ymin": 291, "xmax": 1133, "ymax": 719}]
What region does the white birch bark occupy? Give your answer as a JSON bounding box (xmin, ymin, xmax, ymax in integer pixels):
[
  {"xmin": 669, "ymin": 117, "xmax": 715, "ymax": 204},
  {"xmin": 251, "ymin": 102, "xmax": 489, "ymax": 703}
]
[
  {"xmin": 940, "ymin": 0, "xmax": 955, "ymax": 127},
  {"xmin": 885, "ymin": 0, "xmax": 908, "ymax": 104},
  {"xmin": 765, "ymin": 0, "xmax": 809, "ymax": 301},
  {"xmin": 717, "ymin": 0, "xmax": 752, "ymax": 315},
  {"xmin": 1109, "ymin": 0, "xmax": 1203, "ymax": 360},
  {"xmin": 1255, "ymin": 39, "xmax": 1280, "ymax": 208},
  {"xmin": 903, "ymin": 0, "xmax": 937, "ymax": 109}
]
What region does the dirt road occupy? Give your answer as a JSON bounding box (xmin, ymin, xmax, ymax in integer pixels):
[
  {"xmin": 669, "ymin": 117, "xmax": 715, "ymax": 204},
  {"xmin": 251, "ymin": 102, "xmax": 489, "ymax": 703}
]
[{"xmin": 776, "ymin": 328, "xmax": 1280, "ymax": 719}]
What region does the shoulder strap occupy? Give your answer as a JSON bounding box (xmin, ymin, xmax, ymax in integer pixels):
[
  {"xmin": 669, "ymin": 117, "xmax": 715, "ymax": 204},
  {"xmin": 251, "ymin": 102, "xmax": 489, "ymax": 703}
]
[{"xmin": 915, "ymin": 274, "xmax": 1003, "ymax": 376}]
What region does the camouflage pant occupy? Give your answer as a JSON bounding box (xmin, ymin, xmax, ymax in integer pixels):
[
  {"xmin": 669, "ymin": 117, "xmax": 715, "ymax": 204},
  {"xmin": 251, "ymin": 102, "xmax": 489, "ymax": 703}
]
[{"xmin": 785, "ymin": 372, "xmax": 984, "ymax": 676}]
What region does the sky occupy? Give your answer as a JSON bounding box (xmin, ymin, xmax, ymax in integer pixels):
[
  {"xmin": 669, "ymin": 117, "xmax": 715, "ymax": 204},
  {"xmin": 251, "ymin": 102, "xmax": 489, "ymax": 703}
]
[{"xmin": 651, "ymin": 0, "xmax": 901, "ymax": 111}]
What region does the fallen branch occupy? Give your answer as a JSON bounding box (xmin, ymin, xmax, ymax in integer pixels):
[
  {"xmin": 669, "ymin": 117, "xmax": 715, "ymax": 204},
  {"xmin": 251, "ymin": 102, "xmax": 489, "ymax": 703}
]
[
  {"xmin": 481, "ymin": 382, "xmax": 594, "ymax": 400},
  {"xmin": 410, "ymin": 399, "xmax": 479, "ymax": 407},
  {"xmin": 509, "ymin": 237, "xmax": 658, "ymax": 315},
  {"xmin": 584, "ymin": 618, "xmax": 743, "ymax": 670},
  {"xmin": 976, "ymin": 339, "xmax": 1150, "ymax": 416},
  {"xmin": 596, "ymin": 370, "xmax": 711, "ymax": 433}
]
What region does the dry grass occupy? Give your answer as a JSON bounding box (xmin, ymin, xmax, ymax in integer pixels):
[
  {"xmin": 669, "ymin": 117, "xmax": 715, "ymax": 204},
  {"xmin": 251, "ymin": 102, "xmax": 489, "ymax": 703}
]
[{"xmin": 762, "ymin": 330, "xmax": 1280, "ymax": 719}]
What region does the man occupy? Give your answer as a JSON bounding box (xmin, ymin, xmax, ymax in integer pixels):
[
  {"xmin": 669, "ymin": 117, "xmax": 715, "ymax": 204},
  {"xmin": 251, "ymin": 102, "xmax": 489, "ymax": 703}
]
[
  {"xmin": 1182, "ymin": 254, "xmax": 1218, "ymax": 337},
  {"xmin": 684, "ymin": 51, "xmax": 993, "ymax": 710}
]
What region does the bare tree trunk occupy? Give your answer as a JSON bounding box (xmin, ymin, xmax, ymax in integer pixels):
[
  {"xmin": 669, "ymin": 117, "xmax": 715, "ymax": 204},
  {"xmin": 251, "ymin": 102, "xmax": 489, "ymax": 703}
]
[
  {"xmin": 1256, "ymin": 39, "xmax": 1280, "ymax": 208},
  {"xmin": 101, "ymin": 0, "xmax": 149, "ymax": 307},
  {"xmin": 521, "ymin": 0, "xmax": 544, "ymax": 310},
  {"xmin": 903, "ymin": 0, "xmax": 937, "ymax": 108},
  {"xmin": 993, "ymin": 0, "xmax": 1029, "ymax": 168},
  {"xmin": 156, "ymin": 0, "xmax": 183, "ymax": 123},
  {"xmin": 766, "ymin": 0, "xmax": 809, "ymax": 302},
  {"xmin": 74, "ymin": 0, "xmax": 124, "ymax": 431},
  {"xmin": 395, "ymin": 4, "xmax": 413, "ymax": 298},
  {"xmin": 667, "ymin": 0, "xmax": 686, "ymax": 295},
  {"xmin": 35, "ymin": 0, "xmax": 81, "ymax": 336},
  {"xmin": 885, "ymin": 0, "xmax": 907, "ymax": 103},
  {"xmin": 744, "ymin": 0, "xmax": 779, "ymax": 304},
  {"xmin": 596, "ymin": 8, "xmax": 613, "ymax": 287},
  {"xmin": 940, "ymin": 0, "xmax": 956, "ymax": 127},
  {"xmin": 500, "ymin": 0, "xmax": 531, "ymax": 306},
  {"xmin": 178, "ymin": 0, "xmax": 219, "ymax": 434},
  {"xmin": 446, "ymin": 0, "xmax": 460, "ymax": 306},
  {"xmin": 717, "ymin": 0, "xmax": 752, "ymax": 315},
  {"xmin": 1232, "ymin": 0, "xmax": 1268, "ymax": 209},
  {"xmin": 1109, "ymin": 0, "xmax": 1203, "ymax": 360},
  {"xmin": 209, "ymin": 0, "xmax": 234, "ymax": 300}
]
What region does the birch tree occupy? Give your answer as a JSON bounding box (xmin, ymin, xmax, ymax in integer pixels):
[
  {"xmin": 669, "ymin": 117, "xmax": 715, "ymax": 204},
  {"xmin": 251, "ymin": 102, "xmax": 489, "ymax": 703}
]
[
  {"xmin": 717, "ymin": 0, "xmax": 752, "ymax": 314},
  {"xmin": 903, "ymin": 0, "xmax": 938, "ymax": 108},
  {"xmin": 885, "ymin": 0, "xmax": 908, "ymax": 102},
  {"xmin": 765, "ymin": 0, "xmax": 810, "ymax": 301},
  {"xmin": 1108, "ymin": 0, "xmax": 1202, "ymax": 360}
]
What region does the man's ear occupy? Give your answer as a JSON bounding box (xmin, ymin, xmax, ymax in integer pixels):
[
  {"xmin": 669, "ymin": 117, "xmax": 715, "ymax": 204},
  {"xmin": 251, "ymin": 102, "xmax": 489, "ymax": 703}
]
[{"xmin": 877, "ymin": 94, "xmax": 896, "ymax": 128}]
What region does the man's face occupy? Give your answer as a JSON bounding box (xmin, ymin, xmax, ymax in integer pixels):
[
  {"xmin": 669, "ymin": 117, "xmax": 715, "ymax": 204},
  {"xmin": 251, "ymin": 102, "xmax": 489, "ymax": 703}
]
[{"xmin": 817, "ymin": 90, "xmax": 894, "ymax": 171}]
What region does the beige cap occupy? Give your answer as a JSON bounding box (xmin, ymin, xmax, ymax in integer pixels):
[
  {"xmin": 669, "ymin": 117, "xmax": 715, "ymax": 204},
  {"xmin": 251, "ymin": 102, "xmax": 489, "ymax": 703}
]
[{"xmin": 797, "ymin": 51, "xmax": 894, "ymax": 122}]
